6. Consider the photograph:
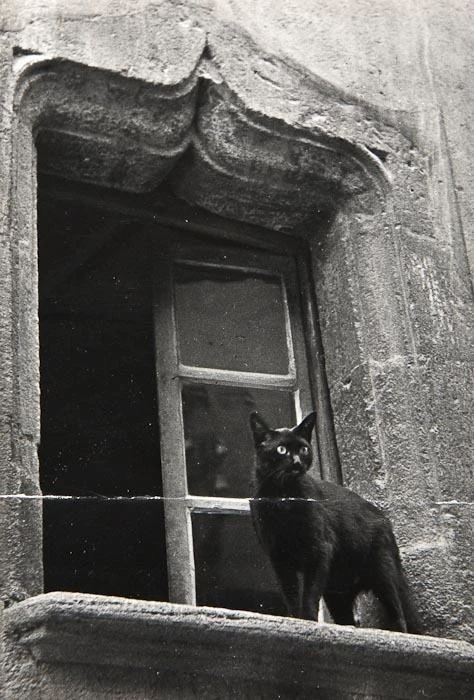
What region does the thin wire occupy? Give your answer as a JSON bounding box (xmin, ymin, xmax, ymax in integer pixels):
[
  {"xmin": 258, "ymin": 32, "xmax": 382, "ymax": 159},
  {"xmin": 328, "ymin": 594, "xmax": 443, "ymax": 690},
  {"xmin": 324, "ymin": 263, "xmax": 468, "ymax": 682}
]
[{"xmin": 0, "ymin": 494, "xmax": 467, "ymax": 505}]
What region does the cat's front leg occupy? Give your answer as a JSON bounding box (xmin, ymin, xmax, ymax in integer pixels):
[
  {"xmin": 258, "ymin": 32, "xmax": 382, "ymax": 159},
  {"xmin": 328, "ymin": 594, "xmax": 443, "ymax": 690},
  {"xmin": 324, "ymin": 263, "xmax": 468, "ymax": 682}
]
[
  {"xmin": 302, "ymin": 559, "xmax": 330, "ymax": 621},
  {"xmin": 272, "ymin": 559, "xmax": 301, "ymax": 618}
]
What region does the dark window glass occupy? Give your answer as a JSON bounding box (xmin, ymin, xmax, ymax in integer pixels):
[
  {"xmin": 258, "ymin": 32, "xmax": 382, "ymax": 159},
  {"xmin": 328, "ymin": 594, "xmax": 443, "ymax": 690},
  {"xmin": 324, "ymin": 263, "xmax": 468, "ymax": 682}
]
[
  {"xmin": 192, "ymin": 513, "xmax": 285, "ymax": 615},
  {"xmin": 182, "ymin": 384, "xmax": 296, "ymax": 498},
  {"xmin": 174, "ymin": 264, "xmax": 290, "ymax": 374}
]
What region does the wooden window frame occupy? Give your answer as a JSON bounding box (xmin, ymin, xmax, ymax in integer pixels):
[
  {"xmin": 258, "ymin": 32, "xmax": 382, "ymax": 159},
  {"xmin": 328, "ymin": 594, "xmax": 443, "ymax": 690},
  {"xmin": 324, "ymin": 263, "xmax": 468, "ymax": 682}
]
[{"xmin": 153, "ymin": 230, "xmax": 316, "ymax": 604}]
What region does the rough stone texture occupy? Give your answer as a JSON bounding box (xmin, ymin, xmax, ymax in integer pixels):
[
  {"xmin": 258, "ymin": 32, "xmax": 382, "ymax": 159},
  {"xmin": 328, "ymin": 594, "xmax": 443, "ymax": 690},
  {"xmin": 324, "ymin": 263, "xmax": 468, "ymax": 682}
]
[
  {"xmin": 0, "ymin": 0, "xmax": 473, "ymax": 695},
  {"xmin": 313, "ymin": 184, "xmax": 473, "ymax": 638},
  {"xmin": 3, "ymin": 593, "xmax": 474, "ymax": 699},
  {"xmin": 24, "ymin": 59, "xmax": 199, "ymax": 192}
]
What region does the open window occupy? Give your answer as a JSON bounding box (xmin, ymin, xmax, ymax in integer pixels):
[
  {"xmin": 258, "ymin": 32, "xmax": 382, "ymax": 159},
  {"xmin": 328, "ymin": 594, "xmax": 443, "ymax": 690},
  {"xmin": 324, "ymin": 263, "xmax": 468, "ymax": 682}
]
[{"xmin": 39, "ymin": 177, "xmax": 320, "ymax": 615}]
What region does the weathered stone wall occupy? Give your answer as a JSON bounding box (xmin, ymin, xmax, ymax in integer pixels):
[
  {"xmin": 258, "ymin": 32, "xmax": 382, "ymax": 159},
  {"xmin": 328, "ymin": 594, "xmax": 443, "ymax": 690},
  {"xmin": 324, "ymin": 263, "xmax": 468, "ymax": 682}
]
[
  {"xmin": 209, "ymin": 0, "xmax": 474, "ymax": 276},
  {"xmin": 0, "ymin": 1, "xmax": 472, "ymax": 695}
]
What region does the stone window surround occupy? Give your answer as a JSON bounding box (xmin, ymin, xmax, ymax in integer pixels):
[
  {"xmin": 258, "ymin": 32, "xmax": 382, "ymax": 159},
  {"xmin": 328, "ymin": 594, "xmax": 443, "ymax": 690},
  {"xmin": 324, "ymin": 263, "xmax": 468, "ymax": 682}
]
[
  {"xmin": 3, "ymin": 43, "xmax": 470, "ymax": 667},
  {"xmin": 7, "ymin": 53, "xmax": 383, "ymax": 603}
]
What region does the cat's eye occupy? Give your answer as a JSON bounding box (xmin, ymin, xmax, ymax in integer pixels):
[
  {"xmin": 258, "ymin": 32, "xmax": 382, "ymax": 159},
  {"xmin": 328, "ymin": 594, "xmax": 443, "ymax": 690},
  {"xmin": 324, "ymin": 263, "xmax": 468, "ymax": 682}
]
[
  {"xmin": 276, "ymin": 445, "xmax": 287, "ymax": 455},
  {"xmin": 300, "ymin": 446, "xmax": 309, "ymax": 455}
]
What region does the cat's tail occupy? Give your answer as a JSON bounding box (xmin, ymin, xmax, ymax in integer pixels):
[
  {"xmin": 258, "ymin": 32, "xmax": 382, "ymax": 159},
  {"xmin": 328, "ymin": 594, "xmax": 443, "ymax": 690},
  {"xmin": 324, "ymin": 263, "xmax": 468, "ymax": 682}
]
[{"xmin": 398, "ymin": 571, "xmax": 423, "ymax": 635}]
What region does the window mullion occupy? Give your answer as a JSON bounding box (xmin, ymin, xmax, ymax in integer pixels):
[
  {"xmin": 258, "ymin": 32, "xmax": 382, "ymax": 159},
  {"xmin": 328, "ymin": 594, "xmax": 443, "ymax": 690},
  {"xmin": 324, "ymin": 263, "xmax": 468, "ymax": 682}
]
[
  {"xmin": 296, "ymin": 254, "xmax": 342, "ymax": 483},
  {"xmin": 153, "ymin": 250, "xmax": 196, "ymax": 605}
]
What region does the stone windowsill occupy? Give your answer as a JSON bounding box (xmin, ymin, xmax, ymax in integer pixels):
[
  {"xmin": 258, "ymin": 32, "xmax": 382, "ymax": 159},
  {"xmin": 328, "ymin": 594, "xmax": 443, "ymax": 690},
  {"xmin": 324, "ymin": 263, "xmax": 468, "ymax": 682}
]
[{"xmin": 3, "ymin": 592, "xmax": 474, "ymax": 699}]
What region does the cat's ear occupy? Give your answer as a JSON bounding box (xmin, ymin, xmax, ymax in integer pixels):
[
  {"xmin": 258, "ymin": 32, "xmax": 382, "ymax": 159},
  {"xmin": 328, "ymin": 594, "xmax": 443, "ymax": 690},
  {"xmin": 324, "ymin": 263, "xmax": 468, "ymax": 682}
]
[
  {"xmin": 250, "ymin": 411, "xmax": 272, "ymax": 446},
  {"xmin": 293, "ymin": 412, "xmax": 316, "ymax": 442}
]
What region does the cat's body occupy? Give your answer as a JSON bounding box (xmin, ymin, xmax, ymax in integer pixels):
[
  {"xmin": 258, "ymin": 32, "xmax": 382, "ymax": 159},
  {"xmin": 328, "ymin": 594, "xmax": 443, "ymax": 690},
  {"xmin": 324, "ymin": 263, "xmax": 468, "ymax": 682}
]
[{"xmin": 250, "ymin": 411, "xmax": 420, "ymax": 633}]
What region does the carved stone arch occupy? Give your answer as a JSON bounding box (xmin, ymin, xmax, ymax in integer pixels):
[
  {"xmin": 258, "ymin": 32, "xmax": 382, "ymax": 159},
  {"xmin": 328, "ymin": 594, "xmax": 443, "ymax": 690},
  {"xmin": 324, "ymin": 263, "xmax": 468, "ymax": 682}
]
[
  {"xmin": 15, "ymin": 54, "xmax": 391, "ymax": 218},
  {"xmin": 8, "ymin": 45, "xmax": 465, "ymax": 638},
  {"xmin": 170, "ymin": 80, "xmax": 392, "ymax": 231}
]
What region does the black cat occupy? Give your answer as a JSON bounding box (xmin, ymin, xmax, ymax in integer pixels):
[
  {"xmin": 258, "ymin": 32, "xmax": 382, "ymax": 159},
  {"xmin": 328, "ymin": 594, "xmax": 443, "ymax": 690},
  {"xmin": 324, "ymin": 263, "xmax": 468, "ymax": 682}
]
[{"xmin": 249, "ymin": 411, "xmax": 420, "ymax": 633}]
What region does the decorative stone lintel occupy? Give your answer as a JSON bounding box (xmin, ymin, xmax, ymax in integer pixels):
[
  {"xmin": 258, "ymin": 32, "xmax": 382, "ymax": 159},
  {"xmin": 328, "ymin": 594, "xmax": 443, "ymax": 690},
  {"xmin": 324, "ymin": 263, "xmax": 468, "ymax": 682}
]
[
  {"xmin": 15, "ymin": 57, "xmax": 389, "ymax": 230},
  {"xmin": 4, "ymin": 593, "xmax": 473, "ymax": 699}
]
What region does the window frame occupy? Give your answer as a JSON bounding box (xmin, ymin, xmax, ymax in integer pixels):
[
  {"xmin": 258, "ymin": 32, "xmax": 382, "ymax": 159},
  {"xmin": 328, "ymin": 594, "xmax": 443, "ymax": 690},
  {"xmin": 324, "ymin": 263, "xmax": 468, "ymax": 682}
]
[{"xmin": 152, "ymin": 229, "xmax": 317, "ymax": 604}]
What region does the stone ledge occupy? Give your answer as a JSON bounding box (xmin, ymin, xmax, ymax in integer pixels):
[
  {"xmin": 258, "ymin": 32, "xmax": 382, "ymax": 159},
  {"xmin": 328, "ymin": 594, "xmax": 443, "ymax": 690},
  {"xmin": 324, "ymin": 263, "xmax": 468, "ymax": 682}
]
[{"xmin": 3, "ymin": 593, "xmax": 473, "ymax": 699}]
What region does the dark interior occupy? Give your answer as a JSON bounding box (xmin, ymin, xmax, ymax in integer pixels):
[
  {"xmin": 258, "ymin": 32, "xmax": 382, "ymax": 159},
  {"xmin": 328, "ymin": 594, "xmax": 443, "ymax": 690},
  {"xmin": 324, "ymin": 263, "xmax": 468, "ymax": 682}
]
[{"xmin": 38, "ymin": 180, "xmax": 168, "ymax": 600}]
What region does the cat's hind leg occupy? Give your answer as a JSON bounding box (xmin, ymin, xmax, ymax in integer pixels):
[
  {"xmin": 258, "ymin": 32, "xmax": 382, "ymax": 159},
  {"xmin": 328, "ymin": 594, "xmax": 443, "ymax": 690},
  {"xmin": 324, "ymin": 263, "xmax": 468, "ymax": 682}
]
[
  {"xmin": 323, "ymin": 591, "xmax": 357, "ymax": 626},
  {"xmin": 301, "ymin": 559, "xmax": 330, "ymax": 621},
  {"xmin": 272, "ymin": 559, "xmax": 302, "ymax": 618}
]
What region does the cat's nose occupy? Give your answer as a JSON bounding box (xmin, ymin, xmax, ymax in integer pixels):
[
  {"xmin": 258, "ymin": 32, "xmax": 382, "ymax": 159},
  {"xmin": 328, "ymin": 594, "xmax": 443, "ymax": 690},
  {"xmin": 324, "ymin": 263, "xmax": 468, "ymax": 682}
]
[{"xmin": 289, "ymin": 455, "xmax": 304, "ymax": 475}]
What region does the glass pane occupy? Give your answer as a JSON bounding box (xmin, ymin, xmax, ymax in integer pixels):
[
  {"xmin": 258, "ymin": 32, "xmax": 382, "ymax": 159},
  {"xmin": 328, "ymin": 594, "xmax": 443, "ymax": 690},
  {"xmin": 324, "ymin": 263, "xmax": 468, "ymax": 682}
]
[
  {"xmin": 174, "ymin": 263, "xmax": 290, "ymax": 374},
  {"xmin": 43, "ymin": 498, "xmax": 168, "ymax": 601},
  {"xmin": 183, "ymin": 384, "xmax": 295, "ymax": 498},
  {"xmin": 193, "ymin": 513, "xmax": 285, "ymax": 616}
]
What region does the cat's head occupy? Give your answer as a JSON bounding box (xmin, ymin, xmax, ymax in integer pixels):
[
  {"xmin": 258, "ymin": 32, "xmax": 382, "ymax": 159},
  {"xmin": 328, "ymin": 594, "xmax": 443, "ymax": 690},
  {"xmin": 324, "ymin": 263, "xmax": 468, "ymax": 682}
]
[{"xmin": 249, "ymin": 411, "xmax": 316, "ymax": 482}]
